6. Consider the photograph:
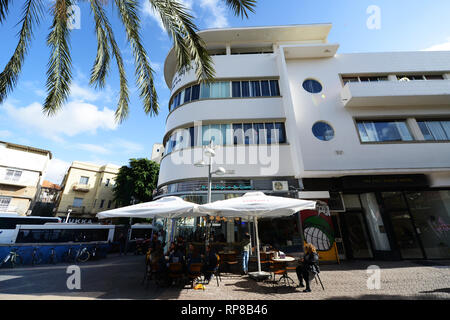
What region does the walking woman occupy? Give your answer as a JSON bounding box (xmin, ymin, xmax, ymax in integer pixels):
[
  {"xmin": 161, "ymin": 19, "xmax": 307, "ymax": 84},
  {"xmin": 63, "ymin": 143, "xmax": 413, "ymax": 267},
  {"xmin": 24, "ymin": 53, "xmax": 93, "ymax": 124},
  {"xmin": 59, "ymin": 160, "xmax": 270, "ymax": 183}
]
[{"xmin": 296, "ymin": 243, "xmax": 320, "ymax": 292}]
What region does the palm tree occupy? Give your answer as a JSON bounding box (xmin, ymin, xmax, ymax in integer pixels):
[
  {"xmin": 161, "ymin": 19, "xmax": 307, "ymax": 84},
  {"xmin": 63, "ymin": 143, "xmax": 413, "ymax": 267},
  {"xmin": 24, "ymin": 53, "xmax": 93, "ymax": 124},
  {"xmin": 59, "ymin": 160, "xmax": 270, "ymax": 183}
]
[{"xmin": 0, "ymin": 0, "xmax": 256, "ymax": 122}]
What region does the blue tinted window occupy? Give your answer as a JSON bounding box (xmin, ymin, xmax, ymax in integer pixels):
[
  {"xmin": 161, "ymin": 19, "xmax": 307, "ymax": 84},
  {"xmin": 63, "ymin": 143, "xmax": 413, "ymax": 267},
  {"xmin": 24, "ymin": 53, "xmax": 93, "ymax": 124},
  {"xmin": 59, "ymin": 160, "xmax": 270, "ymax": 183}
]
[
  {"xmin": 265, "ymin": 123, "xmax": 275, "ymax": 144},
  {"xmin": 275, "ymin": 123, "xmax": 286, "ymax": 143},
  {"xmin": 251, "ymin": 81, "xmax": 261, "ymax": 97},
  {"xmin": 270, "ymin": 80, "xmax": 280, "ymax": 96},
  {"xmin": 312, "ymin": 122, "xmax": 334, "ymax": 141},
  {"xmin": 302, "ymin": 79, "xmax": 322, "ymax": 94},
  {"xmin": 232, "ymin": 81, "xmax": 241, "ymax": 97},
  {"xmin": 233, "ymin": 124, "xmax": 243, "ymax": 145},
  {"xmin": 261, "ymin": 80, "xmax": 270, "ymax": 96},
  {"xmin": 241, "ymin": 81, "xmax": 250, "ymax": 97},
  {"xmin": 184, "ymin": 87, "xmax": 191, "ymax": 103},
  {"xmin": 191, "ymin": 85, "xmax": 200, "ymax": 101}
]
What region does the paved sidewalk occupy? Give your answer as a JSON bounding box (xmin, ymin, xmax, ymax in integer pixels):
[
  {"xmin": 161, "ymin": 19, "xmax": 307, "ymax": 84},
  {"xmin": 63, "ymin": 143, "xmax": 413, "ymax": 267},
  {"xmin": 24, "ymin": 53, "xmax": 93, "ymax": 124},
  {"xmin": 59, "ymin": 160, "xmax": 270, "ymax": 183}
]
[{"xmin": 0, "ymin": 254, "xmax": 449, "ymax": 300}]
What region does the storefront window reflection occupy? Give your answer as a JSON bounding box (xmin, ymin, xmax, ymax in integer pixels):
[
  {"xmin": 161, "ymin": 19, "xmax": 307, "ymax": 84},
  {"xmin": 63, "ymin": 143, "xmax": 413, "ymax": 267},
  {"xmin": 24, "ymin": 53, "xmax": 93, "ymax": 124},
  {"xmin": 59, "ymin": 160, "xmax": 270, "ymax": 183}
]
[
  {"xmin": 406, "ymin": 191, "xmax": 450, "ymax": 259},
  {"xmin": 258, "ymin": 215, "xmax": 302, "ymax": 253}
]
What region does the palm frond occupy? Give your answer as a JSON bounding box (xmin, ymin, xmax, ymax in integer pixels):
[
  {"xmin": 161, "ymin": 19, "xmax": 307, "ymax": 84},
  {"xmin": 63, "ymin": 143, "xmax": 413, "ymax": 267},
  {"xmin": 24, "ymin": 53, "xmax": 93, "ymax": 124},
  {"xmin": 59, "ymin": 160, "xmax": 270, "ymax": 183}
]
[
  {"xmin": 91, "ymin": 0, "xmax": 130, "ymax": 122},
  {"xmin": 150, "ymin": 0, "xmax": 215, "ymax": 82},
  {"xmin": 0, "ymin": 0, "xmax": 44, "ymax": 104},
  {"xmin": 43, "ymin": 0, "xmax": 73, "ymax": 116},
  {"xmin": 0, "ymin": 0, "xmax": 10, "ymax": 23},
  {"xmin": 89, "ymin": 0, "xmax": 111, "ymax": 88},
  {"xmin": 223, "ymin": 0, "xmax": 256, "ymax": 18},
  {"xmin": 115, "ymin": 0, "xmax": 158, "ymax": 118}
]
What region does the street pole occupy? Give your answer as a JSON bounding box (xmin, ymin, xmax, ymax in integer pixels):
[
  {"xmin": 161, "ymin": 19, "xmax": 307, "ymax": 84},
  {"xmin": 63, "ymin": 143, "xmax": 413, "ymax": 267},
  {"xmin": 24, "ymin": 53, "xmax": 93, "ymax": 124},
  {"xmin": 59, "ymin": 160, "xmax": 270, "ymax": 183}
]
[{"xmin": 205, "ymin": 152, "xmax": 212, "ymax": 247}]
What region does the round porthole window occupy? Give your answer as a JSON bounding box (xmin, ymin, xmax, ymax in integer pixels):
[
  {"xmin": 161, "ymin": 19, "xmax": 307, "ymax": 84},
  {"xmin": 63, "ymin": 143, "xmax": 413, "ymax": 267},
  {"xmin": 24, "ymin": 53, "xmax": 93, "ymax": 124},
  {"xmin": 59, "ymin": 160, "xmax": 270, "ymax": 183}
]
[
  {"xmin": 302, "ymin": 79, "xmax": 323, "ymax": 94},
  {"xmin": 312, "ymin": 121, "xmax": 334, "ymax": 141}
]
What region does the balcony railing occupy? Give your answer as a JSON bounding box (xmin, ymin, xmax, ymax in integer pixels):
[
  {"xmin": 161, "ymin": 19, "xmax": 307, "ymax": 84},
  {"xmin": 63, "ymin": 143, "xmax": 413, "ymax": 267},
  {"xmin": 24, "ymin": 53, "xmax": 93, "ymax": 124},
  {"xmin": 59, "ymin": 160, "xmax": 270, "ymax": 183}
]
[
  {"xmin": 341, "ymin": 80, "xmax": 450, "ymax": 107},
  {"xmin": 72, "ymin": 183, "xmax": 90, "ymax": 192}
]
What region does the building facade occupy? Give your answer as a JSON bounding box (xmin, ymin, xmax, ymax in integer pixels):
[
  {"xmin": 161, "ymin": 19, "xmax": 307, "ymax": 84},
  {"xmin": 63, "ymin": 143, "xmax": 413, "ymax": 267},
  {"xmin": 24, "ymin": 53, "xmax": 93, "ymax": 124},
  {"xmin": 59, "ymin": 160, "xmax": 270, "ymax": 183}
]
[
  {"xmin": 0, "ymin": 141, "xmax": 52, "ymax": 215},
  {"xmin": 150, "ymin": 143, "xmax": 165, "ymax": 164},
  {"xmin": 55, "ymin": 161, "xmax": 120, "ymax": 222},
  {"xmin": 157, "ymin": 24, "xmax": 450, "ymax": 260}
]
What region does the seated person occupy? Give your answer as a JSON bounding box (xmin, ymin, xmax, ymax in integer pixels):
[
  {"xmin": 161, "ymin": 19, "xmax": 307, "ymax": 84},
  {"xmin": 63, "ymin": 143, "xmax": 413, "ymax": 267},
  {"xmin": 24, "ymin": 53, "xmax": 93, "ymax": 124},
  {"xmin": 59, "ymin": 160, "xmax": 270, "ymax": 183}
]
[
  {"xmin": 169, "ymin": 244, "xmax": 185, "ymax": 265},
  {"xmin": 186, "ymin": 244, "xmax": 202, "ymax": 271},
  {"xmin": 295, "ymin": 243, "xmax": 320, "ymax": 292},
  {"xmin": 201, "ymin": 245, "xmax": 218, "ymax": 284}
]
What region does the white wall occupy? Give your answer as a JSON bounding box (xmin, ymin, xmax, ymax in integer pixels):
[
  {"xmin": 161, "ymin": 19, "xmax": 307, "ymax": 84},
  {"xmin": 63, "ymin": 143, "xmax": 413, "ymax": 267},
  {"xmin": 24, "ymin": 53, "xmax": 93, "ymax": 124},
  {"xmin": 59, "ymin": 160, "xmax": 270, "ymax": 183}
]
[
  {"xmin": 0, "ymin": 167, "xmax": 40, "ymax": 187},
  {"xmin": 0, "ymin": 143, "xmax": 50, "ymax": 174},
  {"xmin": 284, "ymin": 51, "xmax": 450, "ymax": 178}
]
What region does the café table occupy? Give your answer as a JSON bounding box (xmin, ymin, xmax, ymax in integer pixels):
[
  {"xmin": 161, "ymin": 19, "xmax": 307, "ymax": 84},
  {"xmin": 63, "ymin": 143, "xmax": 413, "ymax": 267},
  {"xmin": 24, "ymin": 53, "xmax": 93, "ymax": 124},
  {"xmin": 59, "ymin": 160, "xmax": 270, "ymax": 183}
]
[{"xmin": 271, "ymin": 256, "xmax": 296, "ymax": 286}]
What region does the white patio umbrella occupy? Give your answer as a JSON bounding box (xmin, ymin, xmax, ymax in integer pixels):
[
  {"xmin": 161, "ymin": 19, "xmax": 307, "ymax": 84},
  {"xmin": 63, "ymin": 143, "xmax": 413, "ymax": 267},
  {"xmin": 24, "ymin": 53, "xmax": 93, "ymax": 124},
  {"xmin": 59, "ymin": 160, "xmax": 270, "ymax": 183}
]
[
  {"xmin": 198, "ymin": 191, "xmax": 317, "ymax": 279},
  {"xmin": 96, "ymin": 196, "xmax": 202, "ymax": 219}
]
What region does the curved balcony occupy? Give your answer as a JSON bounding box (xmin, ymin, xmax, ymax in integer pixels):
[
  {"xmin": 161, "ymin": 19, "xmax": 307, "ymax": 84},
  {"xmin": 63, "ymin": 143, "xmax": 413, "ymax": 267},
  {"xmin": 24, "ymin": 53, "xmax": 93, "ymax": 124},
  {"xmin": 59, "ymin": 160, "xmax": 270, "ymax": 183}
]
[
  {"xmin": 72, "ymin": 183, "xmax": 90, "ymax": 192},
  {"xmin": 166, "ymin": 98, "xmax": 285, "ymax": 135},
  {"xmin": 158, "ymin": 144, "xmax": 294, "ymax": 186}
]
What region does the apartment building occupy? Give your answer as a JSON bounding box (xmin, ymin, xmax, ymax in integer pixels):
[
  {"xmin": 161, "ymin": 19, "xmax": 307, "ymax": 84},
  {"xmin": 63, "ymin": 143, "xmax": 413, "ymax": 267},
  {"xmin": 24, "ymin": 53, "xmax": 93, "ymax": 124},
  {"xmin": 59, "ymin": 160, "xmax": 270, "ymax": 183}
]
[
  {"xmin": 156, "ymin": 24, "xmax": 450, "ymax": 260},
  {"xmin": 150, "ymin": 143, "xmax": 165, "ymax": 164},
  {"xmin": 55, "ymin": 161, "xmax": 120, "ymax": 222},
  {"xmin": 0, "ymin": 141, "xmax": 52, "ymax": 215}
]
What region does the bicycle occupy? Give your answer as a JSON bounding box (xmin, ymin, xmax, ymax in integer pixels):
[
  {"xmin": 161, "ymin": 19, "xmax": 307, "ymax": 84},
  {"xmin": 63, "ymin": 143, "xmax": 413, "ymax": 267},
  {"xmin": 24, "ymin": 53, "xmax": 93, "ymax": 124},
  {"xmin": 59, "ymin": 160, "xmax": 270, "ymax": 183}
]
[
  {"xmin": 1, "ymin": 248, "xmax": 23, "ymax": 268},
  {"xmin": 48, "ymin": 248, "xmax": 57, "ymax": 264},
  {"xmin": 31, "ymin": 247, "xmax": 43, "ymax": 266},
  {"xmin": 75, "ymin": 246, "xmax": 90, "ymax": 263}
]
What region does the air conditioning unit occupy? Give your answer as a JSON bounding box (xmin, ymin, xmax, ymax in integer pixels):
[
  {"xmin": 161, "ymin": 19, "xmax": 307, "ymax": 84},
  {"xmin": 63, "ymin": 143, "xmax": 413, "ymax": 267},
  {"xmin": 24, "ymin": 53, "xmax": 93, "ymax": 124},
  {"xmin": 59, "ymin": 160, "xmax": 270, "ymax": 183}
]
[{"xmin": 272, "ymin": 181, "xmax": 288, "ymax": 192}]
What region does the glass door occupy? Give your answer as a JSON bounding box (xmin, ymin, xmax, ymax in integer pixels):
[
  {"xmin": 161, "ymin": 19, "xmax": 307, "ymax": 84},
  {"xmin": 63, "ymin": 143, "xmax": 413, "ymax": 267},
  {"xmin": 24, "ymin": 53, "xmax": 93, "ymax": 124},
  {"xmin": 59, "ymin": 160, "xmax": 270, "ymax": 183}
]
[
  {"xmin": 381, "ymin": 192, "xmax": 424, "ymax": 259},
  {"xmin": 341, "ymin": 211, "xmax": 373, "ymax": 259}
]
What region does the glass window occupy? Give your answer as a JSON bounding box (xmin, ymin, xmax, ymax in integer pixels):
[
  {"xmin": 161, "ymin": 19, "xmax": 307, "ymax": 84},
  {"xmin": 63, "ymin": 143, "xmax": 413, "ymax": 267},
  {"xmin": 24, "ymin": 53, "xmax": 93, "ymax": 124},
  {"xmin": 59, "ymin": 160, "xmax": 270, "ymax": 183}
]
[
  {"xmin": 406, "ymin": 191, "xmax": 450, "ymax": 259},
  {"xmin": 100, "ymin": 199, "xmax": 105, "ymax": 208},
  {"xmin": 232, "ymin": 81, "xmax": 241, "ymax": 97},
  {"xmin": 251, "ymin": 81, "xmax": 261, "ymax": 97},
  {"xmin": 200, "ymin": 83, "xmax": 210, "ymax": 99},
  {"xmin": 105, "ymin": 179, "xmax": 110, "ymax": 187},
  {"xmin": 265, "ymin": 123, "xmax": 275, "ymax": 144},
  {"xmin": 269, "ymin": 80, "xmax": 280, "ymax": 96},
  {"xmin": 356, "ymin": 120, "xmax": 414, "ymax": 142},
  {"xmin": 312, "ymin": 121, "xmax": 335, "ymax": 141},
  {"xmin": 417, "ymin": 120, "xmax": 450, "ymax": 141},
  {"xmin": 275, "ymin": 123, "xmax": 286, "ymax": 143},
  {"xmin": 261, "ymin": 80, "xmax": 270, "ymax": 96},
  {"xmin": 189, "ymin": 127, "xmax": 195, "ymax": 147},
  {"xmin": 209, "ymin": 124, "xmax": 222, "ymax": 146},
  {"xmin": 73, "ymin": 197, "xmax": 83, "ymax": 207},
  {"xmin": 254, "ymin": 123, "xmax": 266, "ymax": 144},
  {"xmin": 202, "ymin": 125, "xmax": 211, "ymax": 146},
  {"xmin": 342, "ymin": 76, "xmax": 359, "ymax": 84},
  {"xmin": 210, "ymin": 81, "xmax": 230, "ymax": 98},
  {"xmin": 184, "ymin": 86, "xmax": 191, "ymax": 103},
  {"xmin": 79, "ymin": 176, "xmax": 89, "ymax": 185},
  {"xmin": 233, "ymin": 124, "xmax": 243, "ymax": 145},
  {"xmin": 107, "ymin": 200, "xmax": 112, "ymax": 209},
  {"xmin": 221, "ymin": 124, "xmax": 231, "ymax": 145},
  {"xmin": 5, "ymin": 169, "xmax": 22, "ymax": 181},
  {"xmin": 241, "ymin": 81, "xmax": 250, "ymax": 97},
  {"xmin": 191, "ymin": 84, "xmax": 200, "ymax": 101},
  {"xmin": 243, "ymin": 123, "xmax": 254, "ymax": 145},
  {"xmin": 302, "ymin": 79, "xmax": 322, "ymax": 93},
  {"xmin": 0, "ymin": 196, "xmax": 11, "ymax": 211}
]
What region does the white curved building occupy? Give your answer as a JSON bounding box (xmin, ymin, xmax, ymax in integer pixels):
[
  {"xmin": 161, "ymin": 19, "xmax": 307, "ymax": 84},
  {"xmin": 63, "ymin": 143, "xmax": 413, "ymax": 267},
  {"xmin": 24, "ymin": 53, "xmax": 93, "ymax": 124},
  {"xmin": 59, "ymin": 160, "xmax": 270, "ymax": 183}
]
[{"xmin": 157, "ymin": 24, "xmax": 450, "ymax": 261}]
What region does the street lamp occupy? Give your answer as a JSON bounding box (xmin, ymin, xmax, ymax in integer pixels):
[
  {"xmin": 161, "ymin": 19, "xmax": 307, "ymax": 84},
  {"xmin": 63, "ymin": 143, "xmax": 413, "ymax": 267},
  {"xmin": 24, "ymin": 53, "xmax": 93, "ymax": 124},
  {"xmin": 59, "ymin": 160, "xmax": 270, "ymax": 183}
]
[
  {"xmin": 65, "ymin": 208, "xmax": 72, "ymax": 223},
  {"xmin": 195, "ymin": 141, "xmax": 231, "ymax": 246}
]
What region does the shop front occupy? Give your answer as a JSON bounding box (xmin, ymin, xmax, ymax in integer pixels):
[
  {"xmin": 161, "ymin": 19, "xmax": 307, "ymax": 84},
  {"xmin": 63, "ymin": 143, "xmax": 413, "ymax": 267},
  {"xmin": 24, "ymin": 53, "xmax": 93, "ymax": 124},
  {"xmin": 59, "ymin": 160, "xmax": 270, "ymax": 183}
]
[{"xmin": 303, "ymin": 175, "xmax": 450, "ymax": 260}]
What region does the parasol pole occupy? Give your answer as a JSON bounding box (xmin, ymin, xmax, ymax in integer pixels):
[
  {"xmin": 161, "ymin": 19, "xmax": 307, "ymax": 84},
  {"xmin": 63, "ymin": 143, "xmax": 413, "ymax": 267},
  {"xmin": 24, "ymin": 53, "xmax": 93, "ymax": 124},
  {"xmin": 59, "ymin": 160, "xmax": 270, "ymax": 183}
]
[{"xmin": 253, "ymin": 216, "xmax": 261, "ymax": 273}]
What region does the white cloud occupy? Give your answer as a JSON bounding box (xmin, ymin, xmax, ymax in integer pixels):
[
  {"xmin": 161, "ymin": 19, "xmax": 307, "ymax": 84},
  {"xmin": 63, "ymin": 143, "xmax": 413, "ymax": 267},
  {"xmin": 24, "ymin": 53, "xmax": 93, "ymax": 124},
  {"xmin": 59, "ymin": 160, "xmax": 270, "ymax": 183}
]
[
  {"xmin": 76, "ymin": 143, "xmax": 111, "ymax": 155},
  {"xmin": 200, "ymin": 0, "xmax": 229, "ymax": 29},
  {"xmin": 423, "ymin": 38, "xmax": 450, "ymax": 51},
  {"xmin": 115, "ymin": 138, "xmax": 144, "ymax": 154},
  {"xmin": 2, "ymin": 100, "xmax": 117, "ymax": 141},
  {"xmin": 43, "ymin": 158, "xmax": 71, "ymax": 185}
]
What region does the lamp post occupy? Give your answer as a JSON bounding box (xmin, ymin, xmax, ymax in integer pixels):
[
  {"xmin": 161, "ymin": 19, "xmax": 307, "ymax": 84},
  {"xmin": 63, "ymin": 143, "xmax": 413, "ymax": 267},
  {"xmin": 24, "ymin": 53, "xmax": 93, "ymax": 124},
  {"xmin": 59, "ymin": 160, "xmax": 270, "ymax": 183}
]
[
  {"xmin": 195, "ymin": 141, "xmax": 228, "ymax": 246},
  {"xmin": 65, "ymin": 208, "xmax": 72, "ymax": 223}
]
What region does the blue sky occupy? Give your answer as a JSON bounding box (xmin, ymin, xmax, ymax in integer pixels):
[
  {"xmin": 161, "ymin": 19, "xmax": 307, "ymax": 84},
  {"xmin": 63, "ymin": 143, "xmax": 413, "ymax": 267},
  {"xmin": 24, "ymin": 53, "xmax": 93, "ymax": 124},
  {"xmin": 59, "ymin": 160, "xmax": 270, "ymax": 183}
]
[{"xmin": 1, "ymin": 0, "xmax": 449, "ymax": 184}]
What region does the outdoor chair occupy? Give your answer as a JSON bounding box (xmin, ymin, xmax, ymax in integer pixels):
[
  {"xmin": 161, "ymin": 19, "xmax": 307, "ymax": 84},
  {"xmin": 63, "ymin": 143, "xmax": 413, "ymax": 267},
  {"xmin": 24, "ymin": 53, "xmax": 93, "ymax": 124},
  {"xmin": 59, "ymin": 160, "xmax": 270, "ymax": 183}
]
[
  {"xmin": 187, "ymin": 263, "xmax": 203, "ymax": 289},
  {"xmin": 269, "ymin": 261, "xmax": 295, "ymax": 288},
  {"xmin": 223, "ymin": 253, "xmax": 239, "ymax": 274},
  {"xmin": 149, "ymin": 262, "xmax": 166, "ymax": 288},
  {"xmin": 259, "ymin": 252, "xmax": 272, "ymax": 272},
  {"xmin": 168, "ymin": 262, "xmax": 184, "ymax": 286},
  {"xmin": 210, "ymin": 258, "xmax": 222, "ymax": 286}
]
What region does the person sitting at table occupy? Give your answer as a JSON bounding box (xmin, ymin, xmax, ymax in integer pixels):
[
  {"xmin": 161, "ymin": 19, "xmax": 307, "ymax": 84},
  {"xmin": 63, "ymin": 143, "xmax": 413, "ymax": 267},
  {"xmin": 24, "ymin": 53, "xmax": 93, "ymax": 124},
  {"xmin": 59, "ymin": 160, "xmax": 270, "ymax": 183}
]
[
  {"xmin": 296, "ymin": 243, "xmax": 320, "ymax": 292},
  {"xmin": 202, "ymin": 245, "xmax": 218, "ymax": 284},
  {"xmin": 186, "ymin": 244, "xmax": 202, "ymax": 273},
  {"xmin": 149, "ymin": 241, "xmax": 167, "ymax": 281},
  {"xmin": 169, "ymin": 243, "xmax": 185, "ymax": 265}
]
